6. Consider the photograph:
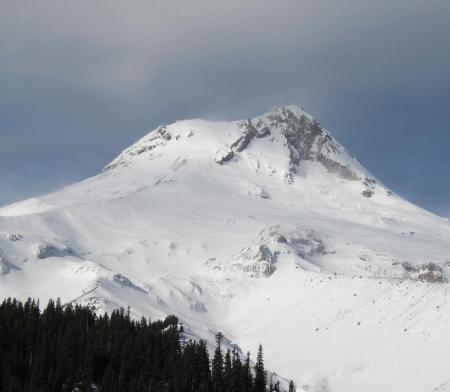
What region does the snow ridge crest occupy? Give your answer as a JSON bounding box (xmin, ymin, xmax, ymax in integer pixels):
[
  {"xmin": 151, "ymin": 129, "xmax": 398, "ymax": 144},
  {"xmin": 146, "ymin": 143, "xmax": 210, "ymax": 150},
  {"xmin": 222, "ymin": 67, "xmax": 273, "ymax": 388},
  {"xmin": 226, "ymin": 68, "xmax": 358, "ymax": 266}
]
[{"xmin": 104, "ymin": 105, "xmax": 374, "ymax": 190}]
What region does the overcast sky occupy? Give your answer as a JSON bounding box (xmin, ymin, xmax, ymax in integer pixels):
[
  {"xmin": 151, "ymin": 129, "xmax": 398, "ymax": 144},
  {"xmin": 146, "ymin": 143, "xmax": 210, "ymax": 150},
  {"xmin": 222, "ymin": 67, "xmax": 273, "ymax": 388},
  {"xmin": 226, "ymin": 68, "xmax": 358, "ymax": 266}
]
[{"xmin": 1, "ymin": 0, "xmax": 449, "ymax": 216}]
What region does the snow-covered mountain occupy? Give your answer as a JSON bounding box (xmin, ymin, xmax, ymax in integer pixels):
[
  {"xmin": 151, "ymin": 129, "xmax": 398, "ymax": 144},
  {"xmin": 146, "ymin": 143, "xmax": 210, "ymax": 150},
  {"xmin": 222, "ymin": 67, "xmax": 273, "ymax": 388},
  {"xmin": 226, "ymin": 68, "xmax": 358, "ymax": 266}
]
[{"xmin": 1, "ymin": 105, "xmax": 450, "ymax": 392}]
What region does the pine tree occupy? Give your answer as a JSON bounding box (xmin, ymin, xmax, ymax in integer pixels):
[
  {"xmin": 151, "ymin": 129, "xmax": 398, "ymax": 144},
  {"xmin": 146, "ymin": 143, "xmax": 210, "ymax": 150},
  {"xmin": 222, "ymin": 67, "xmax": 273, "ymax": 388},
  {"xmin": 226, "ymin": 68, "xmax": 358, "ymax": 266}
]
[
  {"xmin": 268, "ymin": 375, "xmax": 274, "ymax": 392},
  {"xmin": 253, "ymin": 344, "xmax": 266, "ymax": 392},
  {"xmin": 274, "ymin": 380, "xmax": 281, "ymax": 392},
  {"xmin": 196, "ymin": 340, "xmax": 211, "ymax": 392},
  {"xmin": 230, "ymin": 349, "xmax": 243, "ymax": 392},
  {"xmin": 242, "ymin": 352, "xmax": 253, "ymax": 392},
  {"xmin": 289, "ymin": 380, "xmax": 296, "ymax": 392},
  {"xmin": 211, "ymin": 332, "xmax": 224, "ymax": 392},
  {"xmin": 223, "ymin": 348, "xmax": 232, "ymax": 391}
]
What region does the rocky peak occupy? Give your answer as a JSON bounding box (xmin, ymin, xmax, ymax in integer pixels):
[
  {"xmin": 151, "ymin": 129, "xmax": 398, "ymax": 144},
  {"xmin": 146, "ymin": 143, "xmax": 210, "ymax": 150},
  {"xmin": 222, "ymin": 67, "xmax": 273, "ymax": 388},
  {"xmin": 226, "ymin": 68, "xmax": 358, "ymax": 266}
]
[
  {"xmin": 103, "ymin": 105, "xmax": 380, "ymax": 196},
  {"xmin": 104, "ymin": 126, "xmax": 172, "ymax": 171},
  {"xmin": 231, "ymin": 106, "xmax": 362, "ymax": 182}
]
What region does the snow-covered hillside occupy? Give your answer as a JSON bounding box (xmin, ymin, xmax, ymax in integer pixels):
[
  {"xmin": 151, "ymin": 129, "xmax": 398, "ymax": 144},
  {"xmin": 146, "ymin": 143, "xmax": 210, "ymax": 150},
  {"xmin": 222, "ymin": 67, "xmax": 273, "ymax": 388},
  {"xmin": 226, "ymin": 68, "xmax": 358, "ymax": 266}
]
[{"xmin": 1, "ymin": 105, "xmax": 450, "ymax": 391}]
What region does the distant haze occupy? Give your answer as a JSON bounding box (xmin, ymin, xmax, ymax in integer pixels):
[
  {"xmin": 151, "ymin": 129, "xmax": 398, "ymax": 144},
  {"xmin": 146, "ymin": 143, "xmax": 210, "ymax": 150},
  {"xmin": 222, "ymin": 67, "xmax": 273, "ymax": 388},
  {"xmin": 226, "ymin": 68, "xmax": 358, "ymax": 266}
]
[{"xmin": 1, "ymin": 0, "xmax": 449, "ymax": 216}]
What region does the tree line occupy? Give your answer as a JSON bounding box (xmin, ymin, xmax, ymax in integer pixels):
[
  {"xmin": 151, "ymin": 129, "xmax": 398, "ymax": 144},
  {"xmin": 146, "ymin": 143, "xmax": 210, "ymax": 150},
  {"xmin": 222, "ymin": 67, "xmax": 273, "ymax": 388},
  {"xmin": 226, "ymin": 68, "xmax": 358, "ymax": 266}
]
[{"xmin": 0, "ymin": 298, "xmax": 296, "ymax": 392}]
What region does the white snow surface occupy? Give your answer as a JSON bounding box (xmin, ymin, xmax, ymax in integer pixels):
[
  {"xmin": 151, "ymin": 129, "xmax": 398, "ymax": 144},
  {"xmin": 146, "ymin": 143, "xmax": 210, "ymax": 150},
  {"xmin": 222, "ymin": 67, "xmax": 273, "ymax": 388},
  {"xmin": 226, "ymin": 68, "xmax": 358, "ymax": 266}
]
[{"xmin": 1, "ymin": 106, "xmax": 450, "ymax": 391}]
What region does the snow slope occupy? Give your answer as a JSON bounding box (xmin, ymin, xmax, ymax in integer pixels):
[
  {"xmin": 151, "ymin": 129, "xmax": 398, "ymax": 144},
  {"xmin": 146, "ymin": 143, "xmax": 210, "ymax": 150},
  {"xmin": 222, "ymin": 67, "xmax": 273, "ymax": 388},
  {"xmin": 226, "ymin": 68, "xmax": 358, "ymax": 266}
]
[{"xmin": 1, "ymin": 106, "xmax": 450, "ymax": 391}]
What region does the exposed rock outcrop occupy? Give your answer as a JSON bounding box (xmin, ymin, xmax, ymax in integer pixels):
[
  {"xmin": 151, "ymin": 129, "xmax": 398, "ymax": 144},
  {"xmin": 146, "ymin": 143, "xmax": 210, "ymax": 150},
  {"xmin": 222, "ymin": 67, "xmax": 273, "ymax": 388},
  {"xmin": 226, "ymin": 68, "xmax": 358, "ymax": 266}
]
[
  {"xmin": 240, "ymin": 244, "xmax": 278, "ymax": 278},
  {"xmin": 231, "ymin": 120, "xmax": 258, "ymax": 152},
  {"xmin": 113, "ymin": 273, "xmax": 147, "ymax": 292},
  {"xmin": 0, "ymin": 255, "xmax": 19, "ymax": 275},
  {"xmin": 227, "ymin": 107, "xmax": 361, "ymax": 183},
  {"xmin": 393, "ymin": 261, "xmax": 448, "ymax": 283},
  {"xmin": 33, "ymin": 243, "xmax": 74, "ymax": 259},
  {"xmin": 215, "ymin": 149, "xmax": 235, "ymax": 165},
  {"xmin": 8, "ymin": 233, "xmax": 22, "ymax": 242},
  {"xmin": 104, "ymin": 126, "xmax": 172, "ymax": 170}
]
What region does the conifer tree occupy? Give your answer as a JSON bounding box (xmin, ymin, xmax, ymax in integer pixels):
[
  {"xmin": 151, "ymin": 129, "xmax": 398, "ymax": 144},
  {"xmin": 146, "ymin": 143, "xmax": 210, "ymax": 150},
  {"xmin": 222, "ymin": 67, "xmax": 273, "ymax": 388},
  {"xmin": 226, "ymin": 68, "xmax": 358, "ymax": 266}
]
[
  {"xmin": 212, "ymin": 332, "xmax": 224, "ymax": 392},
  {"xmin": 223, "ymin": 348, "xmax": 232, "ymax": 391},
  {"xmin": 268, "ymin": 375, "xmax": 274, "ymax": 392},
  {"xmin": 197, "ymin": 340, "xmax": 211, "ymax": 392},
  {"xmin": 274, "ymin": 380, "xmax": 281, "ymax": 392},
  {"xmin": 289, "ymin": 380, "xmax": 296, "ymax": 392},
  {"xmin": 231, "ymin": 349, "xmax": 243, "ymax": 392},
  {"xmin": 253, "ymin": 344, "xmax": 266, "ymax": 392},
  {"xmin": 242, "ymin": 351, "xmax": 253, "ymax": 392}
]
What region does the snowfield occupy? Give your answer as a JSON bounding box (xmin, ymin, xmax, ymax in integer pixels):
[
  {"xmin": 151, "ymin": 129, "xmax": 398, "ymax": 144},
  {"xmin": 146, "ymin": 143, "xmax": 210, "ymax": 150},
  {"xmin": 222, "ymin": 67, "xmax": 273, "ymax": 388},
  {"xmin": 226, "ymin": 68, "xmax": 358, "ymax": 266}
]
[{"xmin": 1, "ymin": 105, "xmax": 450, "ymax": 391}]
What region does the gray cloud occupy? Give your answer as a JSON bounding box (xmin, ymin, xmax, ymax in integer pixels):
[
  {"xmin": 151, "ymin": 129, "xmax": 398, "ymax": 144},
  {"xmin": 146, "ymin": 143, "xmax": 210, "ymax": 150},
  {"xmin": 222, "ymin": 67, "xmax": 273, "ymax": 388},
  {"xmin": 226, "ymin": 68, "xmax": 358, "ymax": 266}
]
[{"xmin": 1, "ymin": 0, "xmax": 449, "ymax": 216}]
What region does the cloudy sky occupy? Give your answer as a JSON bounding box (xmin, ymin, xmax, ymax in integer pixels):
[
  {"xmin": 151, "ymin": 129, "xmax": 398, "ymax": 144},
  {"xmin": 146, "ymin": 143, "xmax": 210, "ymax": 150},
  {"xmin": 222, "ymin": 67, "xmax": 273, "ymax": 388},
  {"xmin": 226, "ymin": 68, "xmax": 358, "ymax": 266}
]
[{"xmin": 1, "ymin": 0, "xmax": 449, "ymax": 216}]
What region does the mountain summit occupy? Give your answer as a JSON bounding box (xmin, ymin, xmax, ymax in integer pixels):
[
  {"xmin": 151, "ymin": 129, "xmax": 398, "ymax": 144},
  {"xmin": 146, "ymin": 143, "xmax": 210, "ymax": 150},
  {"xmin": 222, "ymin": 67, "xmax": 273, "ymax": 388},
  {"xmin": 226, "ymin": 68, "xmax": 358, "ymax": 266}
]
[
  {"xmin": 106, "ymin": 105, "xmax": 375, "ymax": 193},
  {"xmin": 1, "ymin": 106, "xmax": 450, "ymax": 392}
]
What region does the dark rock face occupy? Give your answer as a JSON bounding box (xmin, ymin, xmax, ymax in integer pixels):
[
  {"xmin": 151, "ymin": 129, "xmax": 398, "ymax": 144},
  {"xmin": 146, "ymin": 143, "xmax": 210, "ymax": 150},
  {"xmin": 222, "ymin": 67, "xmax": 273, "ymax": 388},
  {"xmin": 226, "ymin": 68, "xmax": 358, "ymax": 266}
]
[
  {"xmin": 231, "ymin": 120, "xmax": 258, "ymax": 152},
  {"xmin": 394, "ymin": 261, "xmax": 448, "ymax": 283},
  {"xmin": 281, "ymin": 112, "xmax": 358, "ymax": 179},
  {"xmin": 275, "ymin": 234, "xmax": 287, "ymax": 244},
  {"xmin": 8, "ymin": 234, "xmax": 22, "ymax": 242},
  {"xmin": 113, "ymin": 273, "xmax": 134, "ymax": 287},
  {"xmin": 243, "ymin": 244, "xmax": 277, "ymax": 278},
  {"xmin": 289, "ymin": 229, "xmax": 328, "ymax": 261},
  {"xmin": 362, "ymin": 177, "xmax": 376, "ymax": 198},
  {"xmin": 225, "ymin": 107, "xmax": 381, "ymax": 196},
  {"xmin": 261, "ymin": 109, "xmax": 323, "ymax": 174},
  {"xmin": 255, "ymin": 107, "xmax": 360, "ymax": 181},
  {"xmin": 160, "ymin": 128, "xmax": 172, "ymax": 141},
  {"xmin": 34, "ymin": 244, "xmax": 74, "ymax": 259},
  {"xmin": 113, "ymin": 273, "xmax": 147, "ymax": 292},
  {"xmin": 104, "ymin": 126, "xmax": 172, "ymax": 171},
  {"xmin": 417, "ymin": 263, "xmax": 447, "ymax": 283},
  {"xmin": 229, "ymin": 120, "xmax": 272, "ymax": 155},
  {"xmin": 281, "ymin": 114, "xmax": 323, "ymax": 166},
  {"xmin": 135, "ymin": 127, "xmax": 171, "ymax": 154},
  {"xmin": 362, "ymin": 189, "xmax": 374, "ymax": 198},
  {"xmin": 215, "ymin": 149, "xmax": 235, "ymax": 165}
]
